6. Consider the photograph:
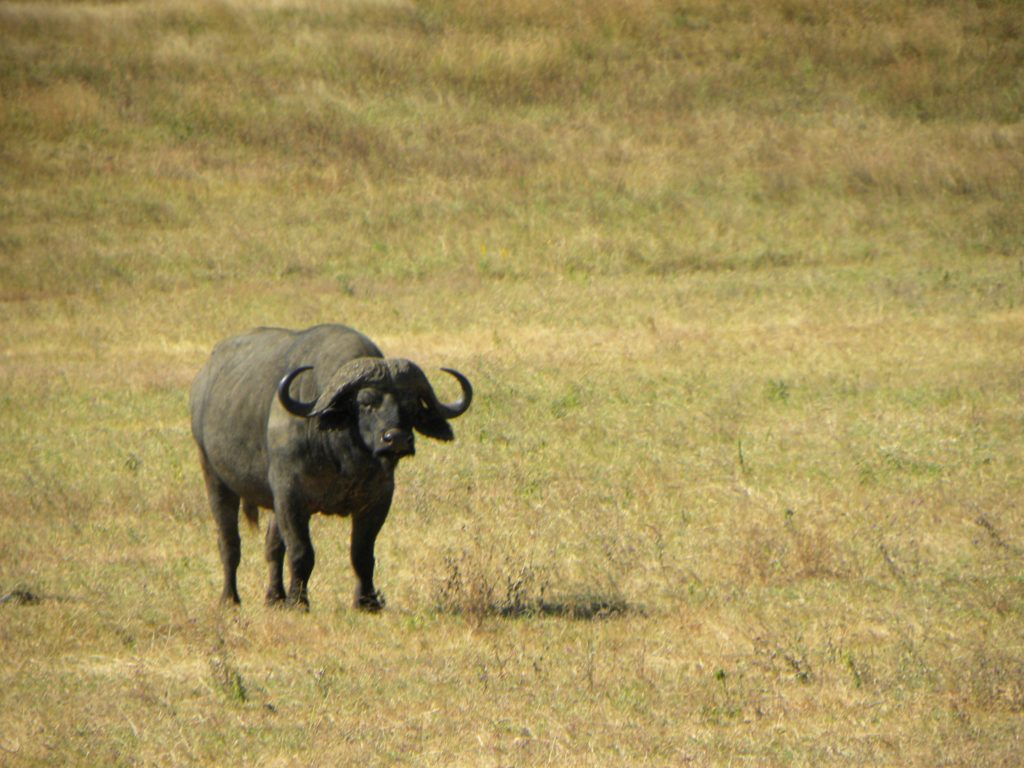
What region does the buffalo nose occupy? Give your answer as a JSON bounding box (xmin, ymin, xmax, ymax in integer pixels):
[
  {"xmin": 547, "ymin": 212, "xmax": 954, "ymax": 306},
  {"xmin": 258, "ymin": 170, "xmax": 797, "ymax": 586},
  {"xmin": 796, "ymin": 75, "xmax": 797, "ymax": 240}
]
[{"xmin": 382, "ymin": 428, "xmax": 412, "ymax": 455}]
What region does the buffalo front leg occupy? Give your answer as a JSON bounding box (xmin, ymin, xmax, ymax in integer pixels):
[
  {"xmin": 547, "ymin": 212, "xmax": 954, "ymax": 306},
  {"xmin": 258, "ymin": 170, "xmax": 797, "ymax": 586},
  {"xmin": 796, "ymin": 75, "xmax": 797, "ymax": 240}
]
[
  {"xmin": 200, "ymin": 454, "xmax": 242, "ymax": 605},
  {"xmin": 350, "ymin": 503, "xmax": 390, "ymax": 612},
  {"xmin": 264, "ymin": 516, "xmax": 287, "ymax": 605},
  {"xmin": 272, "ymin": 493, "xmax": 315, "ymax": 609}
]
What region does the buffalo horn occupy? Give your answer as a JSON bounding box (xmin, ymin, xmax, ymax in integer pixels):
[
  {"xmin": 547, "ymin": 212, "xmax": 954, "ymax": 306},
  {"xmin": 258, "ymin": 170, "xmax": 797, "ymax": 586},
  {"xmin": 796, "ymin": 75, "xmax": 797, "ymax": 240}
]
[
  {"xmin": 277, "ymin": 366, "xmax": 318, "ymax": 417},
  {"xmin": 436, "ymin": 368, "xmax": 473, "ymax": 418},
  {"xmin": 417, "ymin": 366, "xmax": 473, "ymax": 420}
]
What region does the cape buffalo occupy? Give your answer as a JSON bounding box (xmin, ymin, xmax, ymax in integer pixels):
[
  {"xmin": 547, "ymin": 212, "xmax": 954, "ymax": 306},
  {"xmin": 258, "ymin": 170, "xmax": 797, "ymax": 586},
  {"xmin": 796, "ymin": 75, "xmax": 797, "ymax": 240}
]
[{"xmin": 189, "ymin": 324, "xmax": 472, "ymax": 610}]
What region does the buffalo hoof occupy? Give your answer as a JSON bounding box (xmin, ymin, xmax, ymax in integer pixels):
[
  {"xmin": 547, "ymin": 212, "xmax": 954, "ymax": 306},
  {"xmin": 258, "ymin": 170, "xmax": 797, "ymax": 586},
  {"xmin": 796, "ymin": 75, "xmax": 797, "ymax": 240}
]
[
  {"xmin": 285, "ymin": 591, "xmax": 310, "ymax": 611},
  {"xmin": 265, "ymin": 591, "xmax": 286, "ymax": 607},
  {"xmin": 354, "ymin": 592, "xmax": 385, "ymax": 612}
]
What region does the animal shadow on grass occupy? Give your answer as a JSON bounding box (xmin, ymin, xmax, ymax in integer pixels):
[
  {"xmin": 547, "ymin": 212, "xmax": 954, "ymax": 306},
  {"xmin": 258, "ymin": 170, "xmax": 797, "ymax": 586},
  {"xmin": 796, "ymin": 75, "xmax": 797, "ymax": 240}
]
[
  {"xmin": 504, "ymin": 594, "xmax": 635, "ymax": 621},
  {"xmin": 0, "ymin": 583, "xmax": 80, "ymax": 607},
  {"xmin": 0, "ymin": 586, "xmax": 44, "ymax": 606}
]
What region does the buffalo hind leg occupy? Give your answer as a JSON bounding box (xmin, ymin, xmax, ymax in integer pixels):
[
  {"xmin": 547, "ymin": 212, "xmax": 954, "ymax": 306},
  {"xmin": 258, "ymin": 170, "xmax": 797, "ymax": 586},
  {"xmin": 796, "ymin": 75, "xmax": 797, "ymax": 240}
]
[
  {"xmin": 200, "ymin": 455, "xmax": 242, "ymax": 605},
  {"xmin": 350, "ymin": 503, "xmax": 390, "ymax": 612},
  {"xmin": 264, "ymin": 516, "xmax": 287, "ymax": 605}
]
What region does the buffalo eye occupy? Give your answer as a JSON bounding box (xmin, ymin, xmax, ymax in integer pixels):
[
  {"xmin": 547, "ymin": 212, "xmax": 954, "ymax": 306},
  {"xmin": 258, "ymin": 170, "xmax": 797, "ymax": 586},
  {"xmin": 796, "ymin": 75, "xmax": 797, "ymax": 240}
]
[{"xmin": 356, "ymin": 388, "xmax": 382, "ymax": 408}]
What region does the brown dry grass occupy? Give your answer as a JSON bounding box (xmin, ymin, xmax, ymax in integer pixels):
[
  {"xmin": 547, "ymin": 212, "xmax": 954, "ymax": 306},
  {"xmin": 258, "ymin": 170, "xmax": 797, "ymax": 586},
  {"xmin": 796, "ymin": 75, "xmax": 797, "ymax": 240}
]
[{"xmin": 2, "ymin": 0, "xmax": 1023, "ymax": 765}]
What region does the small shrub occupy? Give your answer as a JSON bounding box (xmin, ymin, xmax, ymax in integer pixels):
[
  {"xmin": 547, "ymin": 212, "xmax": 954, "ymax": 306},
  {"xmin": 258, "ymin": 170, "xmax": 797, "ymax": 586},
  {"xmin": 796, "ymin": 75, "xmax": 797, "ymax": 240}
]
[
  {"xmin": 739, "ymin": 516, "xmax": 851, "ymax": 584},
  {"xmin": 208, "ymin": 640, "xmax": 248, "ymax": 705},
  {"xmin": 433, "ymin": 547, "xmax": 545, "ymax": 626}
]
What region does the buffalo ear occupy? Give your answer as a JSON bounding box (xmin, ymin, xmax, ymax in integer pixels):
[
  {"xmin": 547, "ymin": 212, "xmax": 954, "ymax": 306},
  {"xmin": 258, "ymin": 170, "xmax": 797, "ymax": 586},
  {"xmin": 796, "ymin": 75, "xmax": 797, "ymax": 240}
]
[
  {"xmin": 316, "ymin": 409, "xmax": 349, "ymax": 431},
  {"xmin": 414, "ymin": 412, "xmax": 454, "ymax": 441},
  {"xmin": 315, "ymin": 392, "xmax": 355, "ymax": 431}
]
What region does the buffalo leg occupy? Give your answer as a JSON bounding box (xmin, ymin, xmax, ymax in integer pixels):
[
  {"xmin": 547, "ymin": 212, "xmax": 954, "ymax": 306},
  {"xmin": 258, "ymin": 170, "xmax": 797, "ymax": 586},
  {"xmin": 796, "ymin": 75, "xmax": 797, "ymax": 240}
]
[
  {"xmin": 350, "ymin": 503, "xmax": 390, "ymax": 611},
  {"xmin": 200, "ymin": 456, "xmax": 242, "ymax": 605},
  {"xmin": 264, "ymin": 516, "xmax": 287, "ymax": 605},
  {"xmin": 273, "ymin": 494, "xmax": 315, "ymax": 608}
]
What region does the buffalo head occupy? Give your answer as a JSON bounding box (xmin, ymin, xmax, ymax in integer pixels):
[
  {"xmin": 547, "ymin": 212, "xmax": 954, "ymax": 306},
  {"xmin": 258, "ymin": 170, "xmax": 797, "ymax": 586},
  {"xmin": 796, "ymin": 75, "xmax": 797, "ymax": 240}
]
[{"xmin": 277, "ymin": 358, "xmax": 473, "ymax": 459}]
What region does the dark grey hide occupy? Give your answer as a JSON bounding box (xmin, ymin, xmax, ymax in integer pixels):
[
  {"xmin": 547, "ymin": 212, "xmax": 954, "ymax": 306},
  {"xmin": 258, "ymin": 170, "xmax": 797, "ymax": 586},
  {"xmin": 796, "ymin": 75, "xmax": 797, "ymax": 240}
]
[{"xmin": 189, "ymin": 324, "xmax": 472, "ymax": 610}]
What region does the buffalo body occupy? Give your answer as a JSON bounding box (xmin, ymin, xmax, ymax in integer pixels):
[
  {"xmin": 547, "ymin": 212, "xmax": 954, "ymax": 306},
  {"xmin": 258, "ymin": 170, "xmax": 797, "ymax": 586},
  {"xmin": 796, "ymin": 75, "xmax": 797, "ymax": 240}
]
[{"xmin": 189, "ymin": 324, "xmax": 472, "ymax": 609}]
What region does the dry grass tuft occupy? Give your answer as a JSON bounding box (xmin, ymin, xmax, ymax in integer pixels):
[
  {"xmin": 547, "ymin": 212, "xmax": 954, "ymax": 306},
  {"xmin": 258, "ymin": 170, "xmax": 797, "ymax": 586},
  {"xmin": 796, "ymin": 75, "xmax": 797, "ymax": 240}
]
[{"xmin": 739, "ymin": 517, "xmax": 854, "ymax": 584}]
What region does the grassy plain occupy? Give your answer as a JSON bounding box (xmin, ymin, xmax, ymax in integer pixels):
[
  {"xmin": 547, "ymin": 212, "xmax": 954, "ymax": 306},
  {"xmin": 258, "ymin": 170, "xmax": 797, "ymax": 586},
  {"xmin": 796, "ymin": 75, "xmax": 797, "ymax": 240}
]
[{"xmin": 1, "ymin": 0, "xmax": 1023, "ymax": 764}]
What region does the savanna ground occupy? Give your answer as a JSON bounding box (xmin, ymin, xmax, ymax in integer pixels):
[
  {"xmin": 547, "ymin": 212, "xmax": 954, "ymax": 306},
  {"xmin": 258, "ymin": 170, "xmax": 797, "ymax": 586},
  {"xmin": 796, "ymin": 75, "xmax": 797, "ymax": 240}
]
[{"xmin": 1, "ymin": 0, "xmax": 1023, "ymax": 764}]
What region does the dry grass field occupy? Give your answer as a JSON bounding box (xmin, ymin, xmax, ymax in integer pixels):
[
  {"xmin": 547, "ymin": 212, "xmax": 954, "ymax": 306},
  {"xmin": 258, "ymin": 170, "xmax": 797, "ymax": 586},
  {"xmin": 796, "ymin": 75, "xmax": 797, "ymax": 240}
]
[{"xmin": 1, "ymin": 0, "xmax": 1023, "ymax": 764}]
